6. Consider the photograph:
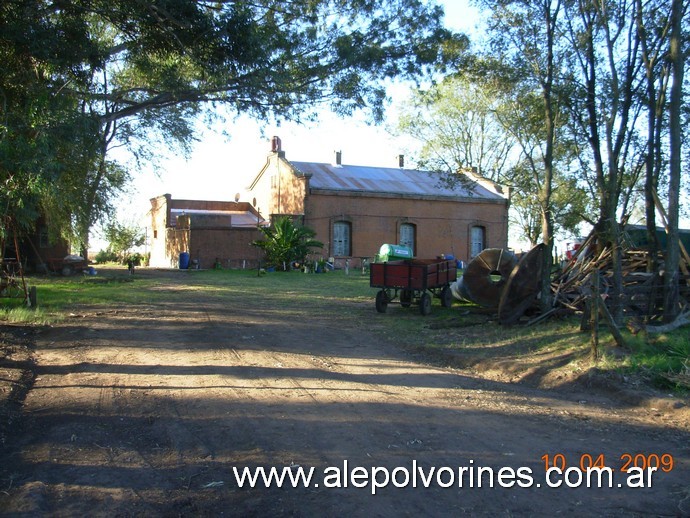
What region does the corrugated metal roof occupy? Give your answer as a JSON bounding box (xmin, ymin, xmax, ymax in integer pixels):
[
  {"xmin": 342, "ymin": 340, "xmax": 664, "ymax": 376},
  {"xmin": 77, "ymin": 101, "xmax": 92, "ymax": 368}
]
[
  {"xmin": 170, "ymin": 209, "xmax": 260, "ymax": 228},
  {"xmin": 289, "ymin": 161, "xmax": 504, "ymax": 200}
]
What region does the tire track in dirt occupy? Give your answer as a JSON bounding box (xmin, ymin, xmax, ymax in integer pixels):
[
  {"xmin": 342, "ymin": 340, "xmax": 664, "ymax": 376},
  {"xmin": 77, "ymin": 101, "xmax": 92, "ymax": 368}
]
[
  {"xmin": 193, "ymin": 293, "xmax": 690, "ymax": 515},
  {"xmin": 2, "ymin": 273, "xmax": 689, "ymax": 516}
]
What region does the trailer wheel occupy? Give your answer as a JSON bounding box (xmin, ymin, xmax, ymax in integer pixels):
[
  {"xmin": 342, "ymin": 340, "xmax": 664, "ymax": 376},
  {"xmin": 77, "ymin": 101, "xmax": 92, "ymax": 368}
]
[
  {"xmin": 375, "ymin": 290, "xmax": 389, "ymax": 313},
  {"xmin": 440, "ymin": 285, "xmax": 453, "ymax": 308},
  {"xmin": 61, "ymin": 265, "xmax": 74, "ymax": 276},
  {"xmin": 400, "ymin": 289, "xmax": 412, "ymax": 307},
  {"xmin": 419, "ymin": 292, "xmax": 432, "ymax": 315}
]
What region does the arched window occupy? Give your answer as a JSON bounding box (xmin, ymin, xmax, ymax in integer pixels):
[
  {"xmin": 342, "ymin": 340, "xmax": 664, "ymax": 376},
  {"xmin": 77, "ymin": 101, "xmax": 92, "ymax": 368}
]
[
  {"xmin": 470, "ymin": 226, "xmax": 485, "ymax": 258},
  {"xmin": 399, "ymin": 223, "xmax": 415, "ymax": 254},
  {"xmin": 333, "ymin": 221, "xmax": 351, "ymax": 256}
]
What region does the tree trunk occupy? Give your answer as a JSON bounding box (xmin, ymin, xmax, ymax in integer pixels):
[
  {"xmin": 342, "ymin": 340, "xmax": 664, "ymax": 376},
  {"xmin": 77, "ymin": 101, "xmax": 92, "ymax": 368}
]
[
  {"xmin": 664, "ymin": 0, "xmax": 683, "ymax": 322},
  {"xmin": 642, "ymin": 51, "xmax": 659, "ymax": 272},
  {"xmin": 79, "ymin": 240, "xmax": 89, "ymax": 261},
  {"xmin": 609, "ymin": 218, "xmax": 624, "ymax": 324},
  {"xmin": 538, "ymin": 1, "xmax": 557, "ymax": 312}
]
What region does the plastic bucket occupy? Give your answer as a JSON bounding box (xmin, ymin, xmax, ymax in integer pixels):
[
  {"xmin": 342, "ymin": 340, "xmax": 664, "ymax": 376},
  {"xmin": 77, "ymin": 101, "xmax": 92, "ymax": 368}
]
[{"xmin": 179, "ymin": 252, "xmax": 190, "ymax": 269}]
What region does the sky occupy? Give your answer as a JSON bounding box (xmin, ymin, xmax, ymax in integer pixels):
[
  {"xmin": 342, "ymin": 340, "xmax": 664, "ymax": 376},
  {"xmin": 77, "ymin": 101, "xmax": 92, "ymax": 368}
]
[{"xmin": 111, "ymin": 0, "xmax": 483, "ymax": 232}]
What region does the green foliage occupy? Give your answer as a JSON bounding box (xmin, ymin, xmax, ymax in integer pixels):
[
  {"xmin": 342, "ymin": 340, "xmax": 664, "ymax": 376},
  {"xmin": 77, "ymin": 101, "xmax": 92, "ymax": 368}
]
[
  {"xmin": 626, "ymin": 333, "xmax": 690, "ymax": 377},
  {"xmin": 507, "ymin": 158, "xmax": 590, "ymax": 246},
  {"xmin": 103, "ymin": 221, "xmax": 146, "ymax": 262},
  {"xmin": 397, "ymin": 76, "xmax": 514, "ymax": 182},
  {"xmin": 94, "ymin": 250, "xmax": 118, "ymax": 264},
  {"xmin": 252, "ymin": 217, "xmax": 323, "ymax": 270},
  {"xmin": 396, "ymin": 74, "xmax": 589, "ymax": 245},
  {"xmin": 94, "ymin": 248, "xmax": 145, "ymax": 266},
  {"xmin": 125, "ymin": 252, "xmax": 146, "ymax": 267},
  {"xmin": 2, "ymin": 0, "xmax": 465, "ymax": 254}
]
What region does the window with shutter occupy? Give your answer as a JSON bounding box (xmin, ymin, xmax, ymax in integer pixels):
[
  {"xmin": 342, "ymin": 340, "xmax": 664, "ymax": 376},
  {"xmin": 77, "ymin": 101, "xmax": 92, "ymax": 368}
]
[
  {"xmin": 399, "ymin": 223, "xmax": 415, "ymax": 253},
  {"xmin": 333, "ymin": 222, "xmax": 351, "ymax": 256},
  {"xmin": 470, "ymin": 226, "xmax": 485, "ymax": 258}
]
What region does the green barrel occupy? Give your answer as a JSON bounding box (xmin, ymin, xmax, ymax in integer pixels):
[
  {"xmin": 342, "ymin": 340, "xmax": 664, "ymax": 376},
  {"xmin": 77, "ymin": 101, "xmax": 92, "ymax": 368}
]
[{"xmin": 376, "ymin": 244, "xmax": 414, "ymax": 262}]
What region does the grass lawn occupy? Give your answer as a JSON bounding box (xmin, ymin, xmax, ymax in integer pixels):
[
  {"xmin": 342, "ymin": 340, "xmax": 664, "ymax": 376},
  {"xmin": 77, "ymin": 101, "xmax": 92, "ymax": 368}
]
[{"xmin": 2, "ymin": 265, "xmax": 688, "ymax": 392}]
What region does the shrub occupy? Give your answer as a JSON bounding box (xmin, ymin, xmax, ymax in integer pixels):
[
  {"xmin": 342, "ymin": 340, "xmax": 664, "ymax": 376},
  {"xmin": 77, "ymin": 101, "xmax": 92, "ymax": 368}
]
[{"xmin": 94, "ymin": 249, "xmax": 118, "ymax": 264}]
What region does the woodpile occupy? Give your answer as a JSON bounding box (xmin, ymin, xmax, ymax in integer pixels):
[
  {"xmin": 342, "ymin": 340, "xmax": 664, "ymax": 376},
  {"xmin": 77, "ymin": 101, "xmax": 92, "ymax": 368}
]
[{"xmin": 551, "ymin": 232, "xmax": 690, "ymax": 322}]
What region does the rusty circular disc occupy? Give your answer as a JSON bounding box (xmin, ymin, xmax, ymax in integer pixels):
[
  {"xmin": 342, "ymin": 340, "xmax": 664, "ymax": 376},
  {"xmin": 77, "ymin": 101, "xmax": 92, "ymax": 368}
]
[
  {"xmin": 498, "ymin": 244, "xmax": 545, "ymax": 325},
  {"xmin": 462, "ymin": 248, "xmax": 517, "ymax": 308}
]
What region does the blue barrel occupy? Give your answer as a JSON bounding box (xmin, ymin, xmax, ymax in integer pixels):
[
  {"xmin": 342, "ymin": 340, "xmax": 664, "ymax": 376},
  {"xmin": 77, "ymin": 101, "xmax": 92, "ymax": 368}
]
[{"xmin": 179, "ymin": 252, "xmax": 190, "ymax": 269}]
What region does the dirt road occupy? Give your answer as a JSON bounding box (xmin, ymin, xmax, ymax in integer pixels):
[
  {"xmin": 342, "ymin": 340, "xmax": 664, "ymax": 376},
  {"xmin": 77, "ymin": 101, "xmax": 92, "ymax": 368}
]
[{"xmin": 1, "ymin": 270, "xmax": 689, "ymax": 516}]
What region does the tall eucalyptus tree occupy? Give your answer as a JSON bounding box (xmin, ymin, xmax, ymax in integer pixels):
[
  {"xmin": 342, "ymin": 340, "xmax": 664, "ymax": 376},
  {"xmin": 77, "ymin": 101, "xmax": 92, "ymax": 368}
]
[{"xmin": 476, "ymin": 0, "xmax": 564, "ymax": 310}]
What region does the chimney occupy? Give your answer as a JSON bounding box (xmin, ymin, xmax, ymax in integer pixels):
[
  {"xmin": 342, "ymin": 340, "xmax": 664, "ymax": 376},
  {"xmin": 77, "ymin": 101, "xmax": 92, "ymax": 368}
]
[
  {"xmin": 334, "ymin": 150, "xmax": 342, "ymax": 167},
  {"xmin": 397, "ymin": 154, "xmax": 404, "ymax": 168},
  {"xmin": 271, "ymin": 136, "xmax": 282, "ymax": 152}
]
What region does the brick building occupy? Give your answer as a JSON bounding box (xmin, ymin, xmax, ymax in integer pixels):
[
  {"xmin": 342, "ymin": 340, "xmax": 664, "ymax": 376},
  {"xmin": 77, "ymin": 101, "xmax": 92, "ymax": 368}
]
[
  {"xmin": 149, "ymin": 137, "xmax": 510, "ymax": 270},
  {"xmin": 2, "ymin": 217, "xmax": 71, "ymax": 273},
  {"xmin": 247, "ymin": 137, "xmax": 510, "ymax": 268},
  {"xmin": 148, "ymin": 194, "xmax": 264, "ymax": 269}
]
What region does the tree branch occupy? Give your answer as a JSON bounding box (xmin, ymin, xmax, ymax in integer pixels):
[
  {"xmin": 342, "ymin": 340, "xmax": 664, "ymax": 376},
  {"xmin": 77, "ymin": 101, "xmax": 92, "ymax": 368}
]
[{"xmin": 644, "ymin": 310, "xmax": 690, "ymax": 334}]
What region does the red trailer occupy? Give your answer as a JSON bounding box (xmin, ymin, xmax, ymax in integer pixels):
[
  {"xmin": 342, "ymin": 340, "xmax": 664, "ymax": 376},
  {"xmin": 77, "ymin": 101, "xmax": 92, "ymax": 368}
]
[{"xmin": 369, "ymin": 258, "xmax": 457, "ymax": 315}]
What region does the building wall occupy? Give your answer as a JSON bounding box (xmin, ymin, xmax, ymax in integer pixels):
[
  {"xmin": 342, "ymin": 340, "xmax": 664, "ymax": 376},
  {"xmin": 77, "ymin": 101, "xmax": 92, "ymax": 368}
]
[
  {"xmin": 169, "ymin": 198, "xmax": 255, "ymax": 213},
  {"xmin": 188, "ymin": 227, "xmax": 261, "ymax": 269},
  {"xmin": 148, "ymin": 194, "xmax": 263, "ymax": 269},
  {"xmin": 149, "ymin": 195, "xmax": 172, "ymax": 267},
  {"xmin": 151, "ymin": 143, "xmax": 509, "ymax": 271},
  {"xmin": 274, "ymin": 158, "xmax": 308, "ymax": 216},
  {"xmin": 160, "ymin": 227, "xmax": 190, "ymax": 268},
  {"xmin": 153, "ymin": 225, "xmax": 261, "ymax": 270},
  {"xmin": 303, "ymin": 191, "xmax": 508, "ymax": 267},
  {"xmin": 7, "ymin": 218, "xmax": 70, "ymax": 272},
  {"xmin": 250, "ymin": 153, "xmax": 510, "ymax": 268},
  {"xmin": 251, "ymin": 152, "xmax": 308, "ymax": 218}
]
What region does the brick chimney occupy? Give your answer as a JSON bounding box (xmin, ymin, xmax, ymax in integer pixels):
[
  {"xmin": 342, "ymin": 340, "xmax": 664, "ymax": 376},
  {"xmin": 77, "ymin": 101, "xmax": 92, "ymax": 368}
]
[
  {"xmin": 271, "ymin": 136, "xmax": 281, "ymax": 152},
  {"xmin": 270, "ymin": 136, "xmax": 285, "ymax": 158}
]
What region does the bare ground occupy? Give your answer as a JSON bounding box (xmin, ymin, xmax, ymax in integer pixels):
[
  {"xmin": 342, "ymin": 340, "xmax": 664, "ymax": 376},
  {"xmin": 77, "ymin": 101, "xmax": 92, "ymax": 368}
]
[{"xmin": 1, "ymin": 268, "xmax": 689, "ymax": 517}]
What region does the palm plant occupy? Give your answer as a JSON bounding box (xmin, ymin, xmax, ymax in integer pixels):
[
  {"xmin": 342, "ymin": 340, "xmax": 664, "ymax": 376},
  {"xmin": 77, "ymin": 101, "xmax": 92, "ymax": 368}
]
[{"xmin": 252, "ymin": 217, "xmax": 323, "ymax": 270}]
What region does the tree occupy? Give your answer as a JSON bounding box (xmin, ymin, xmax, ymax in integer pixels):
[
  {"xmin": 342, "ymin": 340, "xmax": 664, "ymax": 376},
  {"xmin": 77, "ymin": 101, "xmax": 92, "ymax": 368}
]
[
  {"xmin": 507, "ymin": 158, "xmax": 588, "ymax": 248},
  {"xmin": 426, "ymin": 0, "xmax": 561, "ymax": 310},
  {"xmin": 1, "ymin": 0, "xmax": 466, "ymax": 257},
  {"xmin": 103, "ymin": 222, "xmax": 146, "ymax": 263},
  {"xmin": 664, "ymin": 0, "xmax": 685, "ymax": 321},
  {"xmin": 0, "ymin": 17, "xmax": 99, "ymax": 245},
  {"xmin": 485, "ymin": 0, "xmax": 563, "ymax": 310},
  {"xmin": 397, "ymin": 76, "xmax": 515, "ymax": 181},
  {"xmin": 560, "ymin": 0, "xmax": 671, "ymax": 323},
  {"xmin": 635, "ymin": 0, "xmax": 672, "ymax": 266},
  {"xmin": 252, "ymin": 217, "xmax": 323, "ymax": 271}
]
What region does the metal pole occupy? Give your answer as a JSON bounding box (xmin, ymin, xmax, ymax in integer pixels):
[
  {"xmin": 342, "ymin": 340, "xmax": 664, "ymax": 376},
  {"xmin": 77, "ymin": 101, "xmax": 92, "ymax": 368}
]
[{"xmin": 257, "ymin": 207, "xmax": 261, "ymax": 277}]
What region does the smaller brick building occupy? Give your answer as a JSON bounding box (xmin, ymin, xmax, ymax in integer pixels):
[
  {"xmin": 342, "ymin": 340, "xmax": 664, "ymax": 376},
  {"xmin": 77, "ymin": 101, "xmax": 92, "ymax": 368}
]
[
  {"xmin": 148, "ymin": 194, "xmax": 264, "ymax": 269},
  {"xmin": 3, "ymin": 217, "xmax": 71, "ymax": 272}
]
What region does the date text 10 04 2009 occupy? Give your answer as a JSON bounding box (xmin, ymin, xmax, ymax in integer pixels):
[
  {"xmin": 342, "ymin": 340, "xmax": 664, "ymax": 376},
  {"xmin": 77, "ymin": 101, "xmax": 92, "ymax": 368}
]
[{"xmin": 541, "ymin": 453, "xmax": 674, "ymax": 473}]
